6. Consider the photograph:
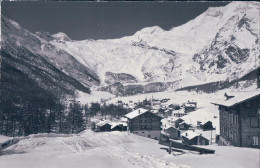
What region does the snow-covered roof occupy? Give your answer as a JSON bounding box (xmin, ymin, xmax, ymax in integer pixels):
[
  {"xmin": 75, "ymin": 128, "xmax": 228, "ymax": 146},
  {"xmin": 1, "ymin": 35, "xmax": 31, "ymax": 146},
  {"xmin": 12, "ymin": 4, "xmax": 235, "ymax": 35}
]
[
  {"xmin": 121, "ymin": 118, "xmax": 128, "ymax": 122},
  {"xmin": 188, "ymin": 101, "xmax": 197, "ymax": 104},
  {"xmin": 110, "ymin": 122, "xmax": 127, "ymax": 129},
  {"xmin": 97, "ymin": 121, "xmax": 111, "ymax": 127},
  {"xmin": 182, "ymin": 131, "xmax": 200, "ymax": 140},
  {"xmin": 185, "ymin": 104, "xmax": 196, "ymax": 108},
  {"xmin": 161, "ymin": 130, "xmax": 170, "ymax": 137},
  {"xmin": 200, "ymin": 120, "xmax": 212, "ymax": 125},
  {"xmin": 125, "ymin": 108, "xmax": 148, "ymax": 119},
  {"xmin": 172, "ymin": 109, "xmax": 185, "ymax": 114},
  {"xmin": 179, "ymin": 121, "xmax": 190, "ymax": 125},
  {"xmin": 211, "ymin": 90, "xmax": 260, "ymax": 107},
  {"xmin": 125, "ymin": 108, "xmax": 162, "ymax": 119},
  {"xmin": 168, "ymin": 116, "xmax": 180, "ymax": 121},
  {"xmin": 165, "ymin": 125, "xmax": 178, "ymax": 131}
]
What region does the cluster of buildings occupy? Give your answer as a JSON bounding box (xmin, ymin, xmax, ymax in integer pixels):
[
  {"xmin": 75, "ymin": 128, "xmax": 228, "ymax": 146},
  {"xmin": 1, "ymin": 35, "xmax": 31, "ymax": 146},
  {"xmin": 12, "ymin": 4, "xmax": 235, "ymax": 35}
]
[
  {"xmin": 93, "ymin": 120, "xmax": 127, "ymax": 132},
  {"xmin": 124, "ymin": 107, "xmax": 213, "ymax": 146},
  {"xmin": 123, "ymin": 89, "xmax": 260, "ymax": 149},
  {"xmin": 94, "ymin": 80, "xmax": 260, "ymax": 149},
  {"xmin": 116, "ymin": 97, "xmax": 197, "ymax": 119}
]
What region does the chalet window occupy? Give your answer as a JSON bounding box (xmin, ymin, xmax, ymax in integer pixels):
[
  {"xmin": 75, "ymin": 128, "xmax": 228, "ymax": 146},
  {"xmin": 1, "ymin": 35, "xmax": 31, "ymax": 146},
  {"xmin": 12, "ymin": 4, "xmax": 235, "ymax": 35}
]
[
  {"xmin": 250, "ymin": 117, "xmax": 259, "ymax": 128},
  {"xmin": 229, "ymin": 130, "xmax": 232, "ymax": 139},
  {"xmin": 226, "ymin": 127, "xmax": 228, "ymax": 137},
  {"xmin": 147, "ymin": 125, "xmax": 152, "ymax": 129},
  {"xmin": 252, "ymin": 136, "xmax": 259, "ymax": 146},
  {"xmin": 223, "ymin": 112, "xmax": 226, "ymax": 119},
  {"xmin": 230, "ymin": 114, "xmax": 233, "ymax": 123},
  {"xmin": 246, "ymin": 101, "xmax": 251, "ymax": 108},
  {"xmin": 141, "ymin": 125, "xmax": 146, "ymax": 129},
  {"xmin": 233, "ymin": 115, "xmax": 237, "ymax": 125}
]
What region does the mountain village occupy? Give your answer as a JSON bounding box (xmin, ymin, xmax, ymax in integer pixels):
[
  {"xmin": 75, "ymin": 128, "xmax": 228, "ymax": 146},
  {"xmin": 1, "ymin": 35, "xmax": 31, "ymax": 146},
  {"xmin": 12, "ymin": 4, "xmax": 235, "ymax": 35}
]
[
  {"xmin": 0, "ymin": 1, "xmax": 260, "ymax": 168},
  {"xmin": 89, "ymin": 78, "xmax": 260, "ymax": 150}
]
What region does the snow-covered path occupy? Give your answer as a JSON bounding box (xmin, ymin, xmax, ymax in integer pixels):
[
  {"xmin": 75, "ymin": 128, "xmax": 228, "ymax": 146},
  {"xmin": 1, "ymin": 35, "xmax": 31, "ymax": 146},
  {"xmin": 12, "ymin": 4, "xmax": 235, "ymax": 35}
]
[{"xmin": 0, "ymin": 131, "xmax": 259, "ymax": 168}]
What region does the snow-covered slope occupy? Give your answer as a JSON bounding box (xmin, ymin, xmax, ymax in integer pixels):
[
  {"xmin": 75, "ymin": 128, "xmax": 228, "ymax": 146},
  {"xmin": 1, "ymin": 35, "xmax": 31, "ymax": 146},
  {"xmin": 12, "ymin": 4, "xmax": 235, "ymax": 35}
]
[
  {"xmin": 0, "ymin": 130, "xmax": 259, "ymax": 168},
  {"xmin": 1, "ymin": 16, "xmax": 100, "ymax": 98},
  {"xmin": 50, "ymin": 2, "xmax": 259, "ymax": 89}
]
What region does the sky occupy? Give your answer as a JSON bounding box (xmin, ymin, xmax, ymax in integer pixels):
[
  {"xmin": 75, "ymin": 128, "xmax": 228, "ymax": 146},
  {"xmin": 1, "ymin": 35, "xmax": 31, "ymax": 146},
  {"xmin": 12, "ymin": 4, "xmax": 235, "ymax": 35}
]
[{"xmin": 2, "ymin": 1, "xmax": 229, "ymax": 40}]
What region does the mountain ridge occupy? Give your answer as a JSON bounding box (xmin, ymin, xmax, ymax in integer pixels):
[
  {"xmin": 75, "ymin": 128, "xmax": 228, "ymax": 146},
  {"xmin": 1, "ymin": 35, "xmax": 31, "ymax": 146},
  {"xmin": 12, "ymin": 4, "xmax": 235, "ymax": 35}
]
[{"xmin": 1, "ymin": 1, "xmax": 259, "ymax": 99}]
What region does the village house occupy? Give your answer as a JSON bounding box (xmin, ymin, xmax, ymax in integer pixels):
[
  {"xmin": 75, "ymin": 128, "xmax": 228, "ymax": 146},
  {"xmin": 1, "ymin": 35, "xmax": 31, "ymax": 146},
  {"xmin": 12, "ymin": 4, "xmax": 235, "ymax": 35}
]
[
  {"xmin": 111, "ymin": 123, "xmax": 127, "ymax": 132},
  {"xmin": 212, "ymin": 90, "xmax": 260, "ymax": 148},
  {"xmin": 182, "ymin": 131, "xmax": 210, "ymax": 145},
  {"xmin": 95, "ymin": 122, "xmax": 112, "ymax": 132},
  {"xmin": 197, "ymin": 121, "xmax": 214, "ymax": 131},
  {"xmin": 161, "ymin": 126, "xmax": 181, "ymax": 140},
  {"xmin": 163, "ymin": 109, "xmax": 173, "ymax": 118},
  {"xmin": 174, "ymin": 118, "xmax": 184, "ymax": 128},
  {"xmin": 184, "ymin": 103, "xmax": 196, "ymax": 113},
  {"xmin": 125, "ymin": 108, "xmax": 162, "ymax": 140},
  {"xmin": 178, "ymin": 121, "xmax": 192, "ymax": 130},
  {"xmin": 172, "ymin": 109, "xmax": 186, "ymax": 117},
  {"xmin": 151, "ymin": 98, "xmax": 161, "ymax": 106}
]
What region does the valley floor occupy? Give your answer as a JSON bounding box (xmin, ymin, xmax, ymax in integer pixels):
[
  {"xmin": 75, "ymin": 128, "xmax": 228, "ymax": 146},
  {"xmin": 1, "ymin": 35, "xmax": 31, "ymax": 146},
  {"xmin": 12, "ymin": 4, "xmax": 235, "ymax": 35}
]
[{"xmin": 0, "ymin": 131, "xmax": 259, "ymax": 168}]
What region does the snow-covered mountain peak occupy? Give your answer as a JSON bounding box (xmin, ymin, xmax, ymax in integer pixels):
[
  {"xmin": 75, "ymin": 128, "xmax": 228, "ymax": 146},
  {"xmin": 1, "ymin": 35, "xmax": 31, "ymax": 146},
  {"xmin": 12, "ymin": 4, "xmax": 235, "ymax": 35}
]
[
  {"xmin": 2, "ymin": 1, "xmax": 259, "ymax": 94},
  {"xmin": 134, "ymin": 26, "xmax": 164, "ymax": 36},
  {"xmin": 48, "ymin": 1, "xmax": 258, "ymax": 89},
  {"xmin": 52, "ymin": 32, "xmax": 71, "ymax": 42}
]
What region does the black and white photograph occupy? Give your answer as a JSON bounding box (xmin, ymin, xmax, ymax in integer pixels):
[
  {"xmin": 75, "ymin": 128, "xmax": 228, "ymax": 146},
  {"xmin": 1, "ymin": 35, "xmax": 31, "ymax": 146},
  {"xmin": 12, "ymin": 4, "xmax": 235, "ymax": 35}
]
[{"xmin": 0, "ymin": 1, "xmax": 259, "ymax": 168}]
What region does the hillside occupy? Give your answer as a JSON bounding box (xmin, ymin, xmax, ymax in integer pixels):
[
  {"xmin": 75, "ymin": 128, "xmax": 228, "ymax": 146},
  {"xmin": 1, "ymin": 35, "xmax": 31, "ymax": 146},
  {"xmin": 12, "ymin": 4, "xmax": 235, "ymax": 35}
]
[{"xmin": 1, "ymin": 16, "xmax": 101, "ymax": 103}]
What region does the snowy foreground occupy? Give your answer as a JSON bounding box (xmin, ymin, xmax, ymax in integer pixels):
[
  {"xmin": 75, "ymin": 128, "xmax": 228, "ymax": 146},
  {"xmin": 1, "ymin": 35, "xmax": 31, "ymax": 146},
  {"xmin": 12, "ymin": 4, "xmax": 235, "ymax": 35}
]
[{"xmin": 0, "ymin": 131, "xmax": 259, "ymax": 168}]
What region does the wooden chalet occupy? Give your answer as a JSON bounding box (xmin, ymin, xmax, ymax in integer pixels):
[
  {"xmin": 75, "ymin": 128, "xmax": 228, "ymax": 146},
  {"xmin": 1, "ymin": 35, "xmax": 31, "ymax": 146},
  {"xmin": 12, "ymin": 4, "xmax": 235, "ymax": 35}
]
[
  {"xmin": 164, "ymin": 110, "xmax": 173, "ymax": 118},
  {"xmin": 111, "ymin": 123, "xmax": 127, "ymax": 132},
  {"xmin": 197, "ymin": 121, "xmax": 214, "ymax": 131},
  {"xmin": 172, "ymin": 109, "xmax": 186, "ymax": 117},
  {"xmin": 184, "ymin": 103, "xmax": 196, "ymax": 113},
  {"xmin": 179, "ymin": 121, "xmax": 191, "ymax": 130},
  {"xmin": 125, "ymin": 108, "xmax": 162, "ymax": 140},
  {"xmin": 212, "ymin": 90, "xmax": 260, "ymax": 148},
  {"xmin": 96, "ymin": 122, "xmax": 112, "ymax": 132},
  {"xmin": 161, "ymin": 126, "xmax": 181, "ymax": 140},
  {"xmin": 174, "ymin": 118, "xmax": 184, "ymax": 128},
  {"xmin": 182, "ymin": 131, "xmax": 209, "ymax": 145}
]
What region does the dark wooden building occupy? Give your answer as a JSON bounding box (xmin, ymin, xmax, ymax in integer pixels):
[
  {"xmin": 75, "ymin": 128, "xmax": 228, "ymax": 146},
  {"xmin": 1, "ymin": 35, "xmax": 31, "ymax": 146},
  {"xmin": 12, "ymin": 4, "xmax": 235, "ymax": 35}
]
[
  {"xmin": 198, "ymin": 121, "xmax": 214, "ymax": 131},
  {"xmin": 96, "ymin": 122, "xmax": 112, "ymax": 132},
  {"xmin": 182, "ymin": 131, "xmax": 209, "ymax": 145},
  {"xmin": 212, "ymin": 91, "xmax": 260, "ymax": 148},
  {"xmin": 179, "ymin": 121, "xmax": 191, "ymax": 130},
  {"xmin": 111, "ymin": 124, "xmax": 127, "ymax": 132},
  {"xmin": 161, "ymin": 126, "xmax": 181, "ymax": 140},
  {"xmin": 125, "ymin": 108, "xmax": 162, "ymax": 140},
  {"xmin": 184, "ymin": 104, "xmax": 196, "ymax": 113},
  {"xmin": 174, "ymin": 118, "xmax": 184, "ymax": 128}
]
